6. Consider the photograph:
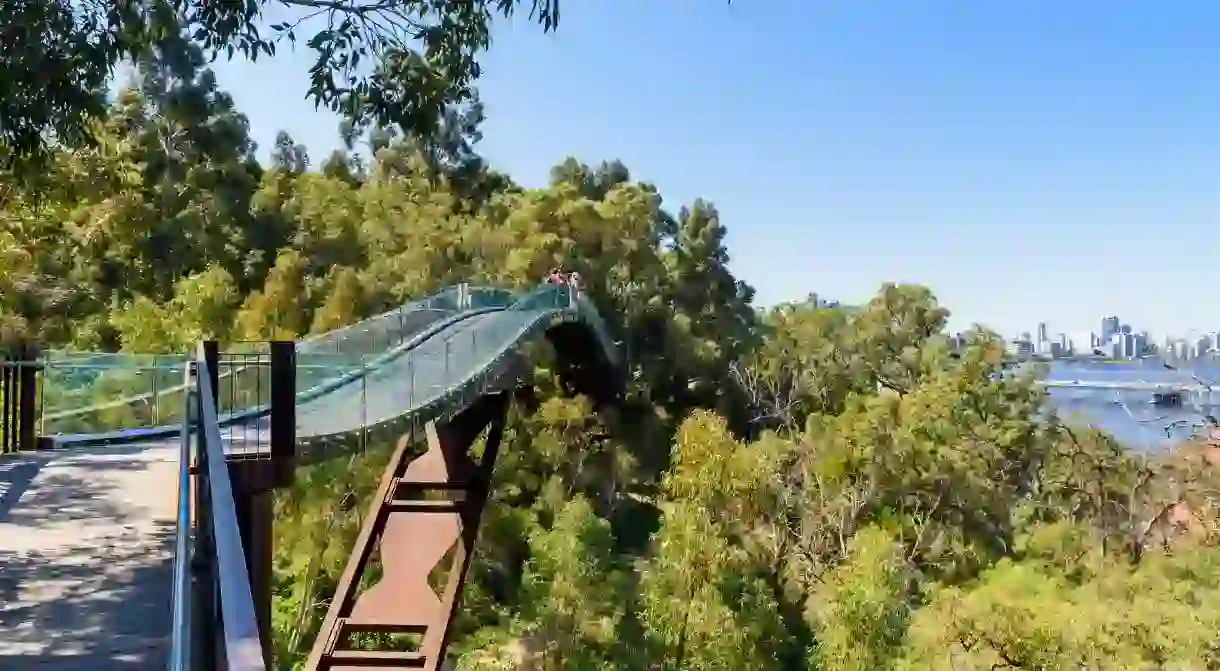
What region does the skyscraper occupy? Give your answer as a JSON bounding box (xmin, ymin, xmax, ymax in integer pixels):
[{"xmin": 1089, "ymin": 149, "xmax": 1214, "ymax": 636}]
[
  {"xmin": 1037, "ymin": 322, "xmax": 1048, "ymax": 343},
  {"xmin": 1101, "ymin": 316, "xmax": 1120, "ymax": 342}
]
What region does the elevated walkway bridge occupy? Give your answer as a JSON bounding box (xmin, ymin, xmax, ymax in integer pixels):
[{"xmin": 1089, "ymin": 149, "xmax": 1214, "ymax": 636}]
[{"xmin": 0, "ymin": 282, "xmax": 623, "ymax": 670}]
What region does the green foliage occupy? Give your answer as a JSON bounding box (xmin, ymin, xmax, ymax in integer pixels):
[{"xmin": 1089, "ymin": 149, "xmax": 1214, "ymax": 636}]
[
  {"xmin": 7, "ymin": 33, "xmax": 1220, "ymax": 670},
  {"xmin": 512, "ymin": 495, "xmax": 628, "ymax": 668},
  {"xmin": 810, "ymin": 527, "xmax": 913, "ymax": 671},
  {"xmin": 0, "ymin": 0, "xmax": 570, "ymax": 183}
]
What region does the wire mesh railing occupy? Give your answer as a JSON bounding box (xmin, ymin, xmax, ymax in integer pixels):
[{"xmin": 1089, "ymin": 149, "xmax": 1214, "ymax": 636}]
[{"xmin": 216, "ymin": 351, "xmax": 274, "ymax": 457}]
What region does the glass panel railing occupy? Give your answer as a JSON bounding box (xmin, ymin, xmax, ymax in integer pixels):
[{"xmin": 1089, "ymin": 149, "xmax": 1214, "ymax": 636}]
[
  {"xmin": 273, "ymin": 285, "xmax": 520, "ymax": 408},
  {"xmin": 38, "ymin": 285, "xmax": 509, "ymax": 437},
  {"xmin": 37, "ymin": 283, "xmax": 614, "ymax": 441},
  {"xmin": 467, "ymin": 286, "xmax": 517, "ymax": 309},
  {"xmin": 573, "ymin": 292, "xmax": 623, "ymax": 367},
  {"xmin": 41, "ymin": 354, "xmax": 189, "ymax": 435},
  {"xmin": 290, "ymin": 284, "xmax": 620, "ymax": 442},
  {"xmin": 298, "ymin": 286, "xmax": 463, "ymax": 356}
]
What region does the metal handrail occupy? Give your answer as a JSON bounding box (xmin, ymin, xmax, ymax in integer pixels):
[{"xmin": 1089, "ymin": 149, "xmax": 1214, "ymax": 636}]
[
  {"xmin": 195, "ymin": 343, "xmax": 266, "ymax": 670},
  {"xmin": 168, "ymin": 367, "xmax": 194, "ymax": 671}
]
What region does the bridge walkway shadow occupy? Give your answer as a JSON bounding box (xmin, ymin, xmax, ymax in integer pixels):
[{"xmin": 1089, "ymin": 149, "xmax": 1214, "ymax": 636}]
[{"xmin": 0, "ymin": 442, "xmax": 178, "ymax": 670}]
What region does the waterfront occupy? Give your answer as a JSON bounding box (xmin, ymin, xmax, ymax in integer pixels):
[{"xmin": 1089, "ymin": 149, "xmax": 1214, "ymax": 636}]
[{"xmin": 1043, "ymin": 359, "xmax": 1219, "ymax": 451}]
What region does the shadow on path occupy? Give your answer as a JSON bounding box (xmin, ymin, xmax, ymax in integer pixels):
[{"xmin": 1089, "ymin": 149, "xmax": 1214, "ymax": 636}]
[
  {"xmin": 0, "ymin": 452, "xmax": 53, "ymax": 521},
  {"xmin": 0, "ymin": 529, "xmax": 173, "ymax": 669},
  {"xmin": 0, "ymin": 443, "xmax": 178, "ymax": 668},
  {"xmin": 0, "ymin": 444, "xmax": 166, "ymax": 530}
]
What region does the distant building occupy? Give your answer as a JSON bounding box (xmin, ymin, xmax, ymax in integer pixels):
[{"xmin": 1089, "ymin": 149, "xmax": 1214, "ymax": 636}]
[
  {"xmin": 1133, "ymin": 333, "xmax": 1148, "ymax": 358},
  {"xmin": 804, "ymin": 292, "xmax": 840, "ymax": 309},
  {"xmin": 1197, "ymin": 335, "xmax": 1213, "ymax": 356},
  {"xmin": 1101, "ymin": 316, "xmax": 1120, "ymax": 342},
  {"xmin": 1010, "ymin": 339, "xmax": 1034, "ymax": 358},
  {"xmin": 1169, "ymin": 339, "xmax": 1190, "ymax": 360}
]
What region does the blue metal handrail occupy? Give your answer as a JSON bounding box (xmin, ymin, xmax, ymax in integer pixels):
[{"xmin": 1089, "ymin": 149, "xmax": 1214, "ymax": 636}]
[
  {"xmin": 168, "ymin": 370, "xmax": 193, "ymax": 670},
  {"xmin": 195, "ymin": 343, "xmax": 266, "ymax": 670},
  {"xmin": 167, "ymin": 345, "xmax": 267, "ymax": 670}
]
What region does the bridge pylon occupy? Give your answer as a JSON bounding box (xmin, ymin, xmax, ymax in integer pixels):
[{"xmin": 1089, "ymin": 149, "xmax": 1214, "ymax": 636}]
[{"xmin": 305, "ymin": 392, "xmax": 510, "ymax": 671}]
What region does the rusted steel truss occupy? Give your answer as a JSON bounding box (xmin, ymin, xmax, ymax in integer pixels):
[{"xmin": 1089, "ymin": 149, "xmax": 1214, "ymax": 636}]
[{"xmin": 306, "ymin": 393, "xmax": 510, "ymax": 670}]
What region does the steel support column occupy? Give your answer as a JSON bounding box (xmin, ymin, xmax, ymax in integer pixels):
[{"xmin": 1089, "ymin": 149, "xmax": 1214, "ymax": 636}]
[
  {"xmin": 269, "ymin": 340, "xmax": 298, "ymax": 487},
  {"xmin": 232, "ymin": 486, "xmax": 275, "ymax": 666},
  {"xmin": 17, "ymin": 342, "xmax": 39, "ymax": 452},
  {"xmin": 305, "ymin": 392, "xmax": 511, "ymax": 671},
  {"xmin": 1, "ymin": 350, "xmax": 13, "ymax": 454}
]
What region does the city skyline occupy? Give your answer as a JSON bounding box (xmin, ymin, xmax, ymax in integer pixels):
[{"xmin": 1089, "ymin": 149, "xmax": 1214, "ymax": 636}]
[
  {"xmin": 1001, "ymin": 313, "xmax": 1219, "ymax": 362},
  {"xmin": 939, "ymin": 304, "xmax": 1214, "ymax": 344},
  {"xmin": 1006, "ymin": 315, "xmax": 1217, "ymax": 345}
]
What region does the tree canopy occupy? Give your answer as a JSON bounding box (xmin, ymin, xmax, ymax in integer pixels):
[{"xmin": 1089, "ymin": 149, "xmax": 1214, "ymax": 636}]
[
  {"xmin": 4, "ymin": 29, "xmax": 1220, "ymax": 671},
  {"xmin": 0, "ymin": 0, "xmax": 564, "ymax": 181}
]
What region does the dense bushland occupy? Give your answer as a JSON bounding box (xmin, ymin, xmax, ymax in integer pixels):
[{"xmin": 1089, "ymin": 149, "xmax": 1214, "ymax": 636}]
[{"xmin": 3, "ymin": 31, "xmax": 1219, "ymax": 671}]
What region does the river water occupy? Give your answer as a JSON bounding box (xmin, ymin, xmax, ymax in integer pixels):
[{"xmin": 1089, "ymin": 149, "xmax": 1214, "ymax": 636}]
[{"xmin": 1043, "ymin": 360, "xmax": 1220, "ymax": 452}]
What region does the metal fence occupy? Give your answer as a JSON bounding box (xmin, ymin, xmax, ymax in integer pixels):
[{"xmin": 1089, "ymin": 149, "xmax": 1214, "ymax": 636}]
[{"xmin": 0, "ymin": 344, "xmax": 39, "ymax": 454}]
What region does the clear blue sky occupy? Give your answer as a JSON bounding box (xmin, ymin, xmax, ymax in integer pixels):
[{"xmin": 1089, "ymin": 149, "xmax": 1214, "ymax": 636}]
[{"xmin": 209, "ymin": 0, "xmax": 1220, "ymax": 340}]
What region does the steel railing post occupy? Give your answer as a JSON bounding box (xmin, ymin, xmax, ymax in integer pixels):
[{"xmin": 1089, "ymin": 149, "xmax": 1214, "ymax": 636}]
[
  {"xmin": 17, "ymin": 342, "xmax": 38, "ymax": 453},
  {"xmin": 360, "ymin": 370, "xmax": 368, "ymax": 453},
  {"xmin": 1, "ymin": 354, "xmax": 11, "ymax": 454},
  {"xmin": 269, "ymin": 341, "xmax": 296, "ymax": 479}
]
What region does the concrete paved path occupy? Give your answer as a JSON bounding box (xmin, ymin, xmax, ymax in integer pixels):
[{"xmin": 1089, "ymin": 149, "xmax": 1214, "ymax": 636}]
[{"xmin": 0, "ymin": 443, "xmax": 179, "ymax": 670}]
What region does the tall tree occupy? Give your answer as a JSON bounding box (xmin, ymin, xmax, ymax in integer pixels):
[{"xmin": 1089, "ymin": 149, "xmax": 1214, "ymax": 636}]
[{"xmin": 271, "ymin": 131, "xmax": 310, "ymax": 175}]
